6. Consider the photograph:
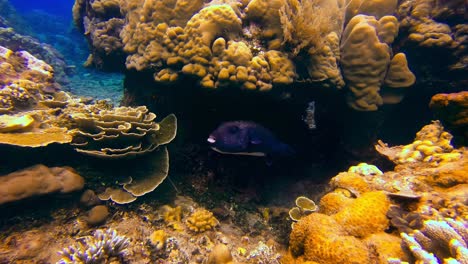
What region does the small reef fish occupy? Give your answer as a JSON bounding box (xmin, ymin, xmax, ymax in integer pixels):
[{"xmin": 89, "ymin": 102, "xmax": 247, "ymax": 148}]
[
  {"xmin": 303, "ymin": 101, "xmax": 316, "ymax": 130},
  {"xmin": 207, "ymin": 121, "xmax": 294, "ymax": 159}
]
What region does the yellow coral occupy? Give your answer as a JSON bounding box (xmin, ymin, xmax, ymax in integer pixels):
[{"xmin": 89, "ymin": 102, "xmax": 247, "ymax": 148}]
[
  {"xmin": 333, "ymin": 191, "xmax": 390, "ymax": 238},
  {"xmin": 161, "ymin": 205, "xmax": 182, "ymax": 223},
  {"xmin": 290, "ymin": 213, "xmax": 371, "ymax": 263},
  {"xmin": 318, "ymin": 189, "xmax": 354, "ymax": 215},
  {"xmin": 186, "ymin": 208, "xmax": 219, "ymax": 232},
  {"xmin": 149, "ymin": 230, "xmax": 167, "ymax": 250},
  {"xmin": 329, "ymin": 172, "xmax": 371, "ymax": 195},
  {"xmin": 364, "ymin": 232, "xmax": 408, "ymax": 263},
  {"xmin": 340, "ymin": 15, "xmax": 393, "ymax": 111},
  {"xmin": 0, "ymin": 114, "xmax": 34, "ymax": 133},
  {"xmin": 0, "ymin": 129, "xmax": 72, "ymax": 147}
]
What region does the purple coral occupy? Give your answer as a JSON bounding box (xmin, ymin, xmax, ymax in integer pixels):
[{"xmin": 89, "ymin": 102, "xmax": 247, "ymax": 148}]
[{"xmin": 58, "ymin": 229, "xmax": 130, "ymax": 264}]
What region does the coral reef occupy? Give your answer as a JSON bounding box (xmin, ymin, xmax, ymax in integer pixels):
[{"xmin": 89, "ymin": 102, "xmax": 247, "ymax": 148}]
[
  {"xmin": 376, "ymin": 120, "xmax": 462, "ymax": 165},
  {"xmin": 0, "ymin": 27, "xmax": 68, "ymax": 84},
  {"xmin": 58, "ymin": 229, "xmax": 130, "ymax": 264},
  {"xmin": 389, "ymin": 218, "xmax": 468, "ymax": 263},
  {"xmin": 0, "ymin": 45, "xmax": 177, "ymax": 203},
  {"xmin": 73, "ymin": 0, "xmax": 423, "ymax": 111},
  {"xmin": 287, "ymin": 121, "xmax": 467, "ymax": 263},
  {"xmin": 0, "ymin": 164, "xmax": 84, "ymax": 205},
  {"xmin": 430, "ymin": 91, "xmax": 468, "ymax": 144},
  {"xmin": 395, "ymin": 0, "xmax": 467, "ymax": 90}
]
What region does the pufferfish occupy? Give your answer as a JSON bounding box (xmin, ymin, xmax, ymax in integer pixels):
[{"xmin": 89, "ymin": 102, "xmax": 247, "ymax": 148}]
[{"xmin": 207, "ymin": 121, "xmax": 294, "ymax": 159}]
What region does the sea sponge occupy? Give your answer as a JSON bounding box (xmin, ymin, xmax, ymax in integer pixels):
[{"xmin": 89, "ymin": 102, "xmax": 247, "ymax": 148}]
[
  {"xmin": 186, "ymin": 208, "xmax": 219, "ymax": 232},
  {"xmin": 364, "ymin": 232, "xmax": 408, "ymax": 263},
  {"xmin": 333, "ymin": 191, "xmax": 390, "ymax": 238}
]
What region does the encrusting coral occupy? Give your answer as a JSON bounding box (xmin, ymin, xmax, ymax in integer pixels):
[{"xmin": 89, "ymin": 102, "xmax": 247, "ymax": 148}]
[{"xmin": 0, "ymin": 164, "xmax": 85, "ymax": 205}]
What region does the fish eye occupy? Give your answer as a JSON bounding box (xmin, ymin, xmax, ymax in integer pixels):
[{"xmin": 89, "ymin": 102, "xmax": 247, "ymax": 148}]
[{"xmin": 228, "ymin": 125, "xmax": 239, "ymax": 134}]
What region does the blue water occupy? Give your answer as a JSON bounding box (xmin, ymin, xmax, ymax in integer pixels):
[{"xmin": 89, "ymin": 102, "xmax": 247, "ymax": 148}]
[
  {"xmin": 10, "ymin": 0, "xmax": 73, "ymax": 19},
  {"xmin": 7, "ymin": 0, "xmax": 124, "ymax": 103}
]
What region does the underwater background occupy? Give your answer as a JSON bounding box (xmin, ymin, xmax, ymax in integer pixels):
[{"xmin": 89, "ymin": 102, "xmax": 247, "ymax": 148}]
[{"xmin": 0, "ymin": 0, "xmax": 467, "ymax": 263}]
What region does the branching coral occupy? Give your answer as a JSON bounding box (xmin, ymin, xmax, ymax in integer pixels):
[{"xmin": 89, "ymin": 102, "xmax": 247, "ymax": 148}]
[
  {"xmin": 58, "ymin": 229, "xmax": 130, "ymax": 264},
  {"xmin": 389, "ymin": 219, "xmax": 468, "ymax": 263}
]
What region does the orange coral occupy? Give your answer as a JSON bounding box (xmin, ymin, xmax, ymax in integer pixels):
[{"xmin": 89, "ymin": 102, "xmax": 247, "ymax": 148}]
[
  {"xmin": 318, "ymin": 189, "xmax": 354, "ymax": 215},
  {"xmin": 364, "ymin": 233, "xmax": 407, "ymax": 263},
  {"xmin": 333, "ymin": 191, "xmax": 390, "ymax": 238},
  {"xmin": 329, "ymin": 172, "xmax": 371, "ymax": 196},
  {"xmin": 290, "ymin": 213, "xmax": 371, "ymax": 263}
]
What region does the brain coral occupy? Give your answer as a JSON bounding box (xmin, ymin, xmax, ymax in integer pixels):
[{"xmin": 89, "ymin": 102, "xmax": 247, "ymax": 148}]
[{"xmin": 289, "ymin": 213, "xmax": 371, "ymax": 263}]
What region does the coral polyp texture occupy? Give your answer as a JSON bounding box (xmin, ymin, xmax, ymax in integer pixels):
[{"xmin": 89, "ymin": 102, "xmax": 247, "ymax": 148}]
[
  {"xmin": 58, "ymin": 229, "xmax": 130, "ymax": 264},
  {"xmin": 287, "ymin": 121, "xmax": 467, "ymax": 263},
  {"xmin": 72, "ymin": 0, "xmax": 440, "ymax": 110}
]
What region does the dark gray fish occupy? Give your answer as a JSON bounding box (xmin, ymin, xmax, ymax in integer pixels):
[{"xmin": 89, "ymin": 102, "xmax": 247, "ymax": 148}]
[{"xmin": 207, "ymin": 121, "xmax": 294, "ymax": 159}]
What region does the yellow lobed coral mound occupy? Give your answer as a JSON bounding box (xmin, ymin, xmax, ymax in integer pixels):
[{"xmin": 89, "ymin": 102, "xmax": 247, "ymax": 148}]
[
  {"xmin": 341, "ymin": 15, "xmax": 396, "ymax": 111},
  {"xmin": 333, "ymin": 191, "xmax": 390, "ymax": 238},
  {"xmin": 364, "ymin": 233, "xmax": 408, "ymax": 263},
  {"xmin": 318, "ymin": 189, "xmax": 354, "ymax": 215},
  {"xmin": 186, "ymin": 208, "xmax": 219, "ymax": 233},
  {"xmin": 329, "ymin": 171, "xmax": 372, "ymax": 196},
  {"xmin": 290, "ymin": 213, "xmax": 371, "ymax": 263}
]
